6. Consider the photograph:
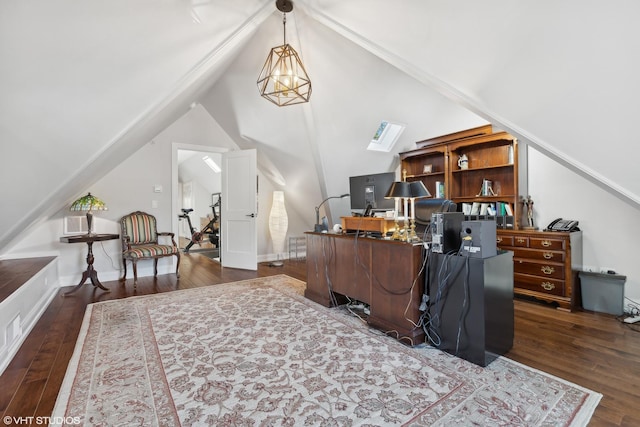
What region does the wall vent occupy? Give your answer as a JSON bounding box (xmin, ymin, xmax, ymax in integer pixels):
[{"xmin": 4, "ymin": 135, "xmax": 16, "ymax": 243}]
[{"xmin": 64, "ymin": 216, "xmax": 88, "ymax": 235}]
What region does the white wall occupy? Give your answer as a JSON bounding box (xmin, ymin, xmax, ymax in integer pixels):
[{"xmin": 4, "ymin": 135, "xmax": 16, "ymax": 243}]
[
  {"xmin": 7, "ymin": 139, "xmax": 169, "ymax": 286},
  {"xmin": 6, "ymin": 105, "xmax": 312, "ymax": 283},
  {"xmin": 527, "ymin": 146, "xmax": 639, "ymax": 302}
]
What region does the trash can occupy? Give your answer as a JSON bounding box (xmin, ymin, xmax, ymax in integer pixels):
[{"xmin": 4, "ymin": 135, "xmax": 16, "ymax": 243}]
[{"xmin": 579, "ymin": 271, "xmax": 626, "ymax": 315}]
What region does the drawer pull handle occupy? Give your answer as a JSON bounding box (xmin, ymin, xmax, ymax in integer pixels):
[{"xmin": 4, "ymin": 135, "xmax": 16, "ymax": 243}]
[
  {"xmin": 497, "ymin": 237, "xmax": 503, "ymax": 243},
  {"xmin": 541, "ymin": 282, "xmax": 555, "ymax": 291},
  {"xmin": 543, "ymin": 252, "xmax": 553, "ymax": 259},
  {"xmin": 541, "ymin": 240, "xmax": 552, "ymax": 247},
  {"xmin": 517, "ymin": 238, "xmax": 526, "ymax": 244},
  {"xmin": 541, "ymin": 266, "xmax": 555, "ymax": 275}
]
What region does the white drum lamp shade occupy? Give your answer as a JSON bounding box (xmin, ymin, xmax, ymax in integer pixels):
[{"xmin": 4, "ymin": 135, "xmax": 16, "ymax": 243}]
[{"xmin": 268, "ymin": 191, "xmax": 288, "ymax": 260}]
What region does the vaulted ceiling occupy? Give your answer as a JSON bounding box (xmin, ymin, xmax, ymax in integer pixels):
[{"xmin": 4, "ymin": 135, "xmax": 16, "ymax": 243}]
[{"xmin": 1, "ymin": 0, "xmax": 638, "ymax": 254}]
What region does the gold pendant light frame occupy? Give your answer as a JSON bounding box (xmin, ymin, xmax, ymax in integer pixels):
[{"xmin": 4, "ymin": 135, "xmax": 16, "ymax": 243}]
[{"xmin": 257, "ymin": 0, "xmax": 312, "ymax": 106}]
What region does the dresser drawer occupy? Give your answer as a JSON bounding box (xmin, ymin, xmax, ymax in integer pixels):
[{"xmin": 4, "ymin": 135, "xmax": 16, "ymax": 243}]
[
  {"xmin": 513, "ymin": 236, "xmax": 529, "ymax": 247},
  {"xmin": 529, "ymin": 237, "xmax": 565, "ymax": 251},
  {"xmin": 514, "ymin": 273, "xmax": 565, "ymax": 296},
  {"xmin": 514, "ymin": 259, "xmax": 565, "ymax": 279},
  {"xmin": 496, "ymin": 229, "xmax": 581, "ymax": 310},
  {"xmin": 511, "ymin": 248, "xmax": 565, "ymax": 263},
  {"xmin": 496, "ymin": 235, "xmax": 514, "ymax": 247}
]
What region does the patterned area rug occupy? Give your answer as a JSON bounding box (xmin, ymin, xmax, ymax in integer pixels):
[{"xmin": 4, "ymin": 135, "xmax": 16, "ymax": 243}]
[{"xmin": 52, "ymin": 275, "xmax": 601, "ymax": 426}]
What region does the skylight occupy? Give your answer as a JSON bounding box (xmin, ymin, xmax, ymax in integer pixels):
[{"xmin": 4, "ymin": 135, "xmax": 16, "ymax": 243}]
[{"xmin": 367, "ymin": 121, "xmax": 405, "ymax": 152}]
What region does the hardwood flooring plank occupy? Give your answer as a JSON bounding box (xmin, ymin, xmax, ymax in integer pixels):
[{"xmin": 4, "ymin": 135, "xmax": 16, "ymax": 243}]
[{"xmin": 2, "ymin": 378, "xmax": 48, "ymax": 421}]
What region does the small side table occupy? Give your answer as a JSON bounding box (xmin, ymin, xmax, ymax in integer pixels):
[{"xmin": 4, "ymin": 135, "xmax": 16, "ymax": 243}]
[{"xmin": 60, "ymin": 233, "xmax": 119, "ymax": 295}]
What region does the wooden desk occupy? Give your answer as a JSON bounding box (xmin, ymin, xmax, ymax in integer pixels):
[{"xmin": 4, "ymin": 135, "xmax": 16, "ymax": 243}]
[
  {"xmin": 60, "ymin": 233, "xmax": 119, "ymax": 295},
  {"xmin": 305, "ymin": 232, "xmax": 425, "ymax": 345}
]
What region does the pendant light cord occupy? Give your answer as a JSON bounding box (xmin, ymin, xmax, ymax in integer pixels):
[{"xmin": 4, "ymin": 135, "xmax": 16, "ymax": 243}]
[{"xmin": 282, "ymin": 12, "xmax": 287, "ymax": 45}]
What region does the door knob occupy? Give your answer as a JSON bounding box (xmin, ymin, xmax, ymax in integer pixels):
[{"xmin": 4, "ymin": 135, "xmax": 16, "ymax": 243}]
[{"xmin": 246, "ymin": 213, "xmax": 256, "ymax": 218}]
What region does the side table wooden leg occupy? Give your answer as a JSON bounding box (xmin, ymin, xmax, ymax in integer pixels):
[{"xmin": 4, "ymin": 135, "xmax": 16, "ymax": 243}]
[{"xmin": 63, "ymin": 240, "xmax": 109, "ymax": 295}]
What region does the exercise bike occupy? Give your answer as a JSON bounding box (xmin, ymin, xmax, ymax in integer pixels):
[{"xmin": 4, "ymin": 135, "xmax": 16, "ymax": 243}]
[{"xmin": 178, "ymin": 194, "xmax": 220, "ymax": 253}]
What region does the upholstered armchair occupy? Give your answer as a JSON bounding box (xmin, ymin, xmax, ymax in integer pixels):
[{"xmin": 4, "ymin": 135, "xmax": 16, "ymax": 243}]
[{"xmin": 120, "ymin": 211, "xmax": 180, "ymax": 287}]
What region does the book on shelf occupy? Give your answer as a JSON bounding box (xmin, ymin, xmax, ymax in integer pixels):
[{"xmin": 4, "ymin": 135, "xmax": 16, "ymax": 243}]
[
  {"xmin": 504, "ymin": 202, "xmax": 514, "ymax": 216},
  {"xmin": 470, "ymin": 202, "xmax": 481, "ymax": 215},
  {"xmin": 435, "ymin": 181, "xmax": 445, "ymax": 199},
  {"xmin": 494, "ymin": 201, "xmax": 514, "ymax": 216}
]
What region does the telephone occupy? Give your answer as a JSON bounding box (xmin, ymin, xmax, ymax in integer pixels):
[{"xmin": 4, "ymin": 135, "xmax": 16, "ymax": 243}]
[
  {"xmin": 363, "ymin": 204, "xmax": 373, "ymax": 217},
  {"xmin": 545, "ymin": 218, "xmax": 580, "ymax": 232}
]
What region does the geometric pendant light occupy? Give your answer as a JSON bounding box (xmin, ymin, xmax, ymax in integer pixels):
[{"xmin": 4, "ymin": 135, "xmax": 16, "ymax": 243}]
[{"xmin": 257, "ymin": 0, "xmax": 312, "ymax": 106}]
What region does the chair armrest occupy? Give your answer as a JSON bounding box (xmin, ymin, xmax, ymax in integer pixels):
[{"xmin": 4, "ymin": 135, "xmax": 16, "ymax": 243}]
[
  {"xmin": 158, "ymin": 231, "xmax": 178, "ymax": 247},
  {"xmin": 122, "ymin": 235, "xmax": 132, "ymax": 251}
]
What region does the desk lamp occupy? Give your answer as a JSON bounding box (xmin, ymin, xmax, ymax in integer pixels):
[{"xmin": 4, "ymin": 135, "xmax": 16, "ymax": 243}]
[
  {"xmin": 384, "ymin": 181, "xmax": 411, "ymax": 240},
  {"xmin": 408, "ymin": 181, "xmax": 431, "ymax": 242},
  {"xmin": 70, "ymin": 192, "xmax": 107, "ymax": 236},
  {"xmin": 315, "ymin": 194, "xmax": 349, "ymax": 232}
]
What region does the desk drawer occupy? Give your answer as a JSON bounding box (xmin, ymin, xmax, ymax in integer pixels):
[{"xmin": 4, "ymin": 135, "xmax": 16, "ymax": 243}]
[
  {"xmin": 514, "ymin": 259, "xmax": 565, "ymax": 280},
  {"xmin": 515, "ymin": 273, "xmax": 565, "ymax": 296}
]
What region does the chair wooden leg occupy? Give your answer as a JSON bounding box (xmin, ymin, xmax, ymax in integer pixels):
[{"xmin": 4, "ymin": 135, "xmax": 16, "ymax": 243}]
[
  {"xmin": 175, "ymin": 253, "xmax": 181, "ymax": 278},
  {"xmin": 154, "ymin": 258, "xmax": 158, "ymax": 277},
  {"xmin": 120, "ymin": 258, "xmax": 128, "ymax": 281},
  {"xmin": 132, "ymin": 261, "xmax": 138, "ymax": 288}
]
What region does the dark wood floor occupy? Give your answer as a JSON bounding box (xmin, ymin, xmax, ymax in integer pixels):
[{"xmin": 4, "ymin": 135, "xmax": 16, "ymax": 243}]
[{"xmin": 1, "ymin": 254, "xmax": 639, "ymax": 426}]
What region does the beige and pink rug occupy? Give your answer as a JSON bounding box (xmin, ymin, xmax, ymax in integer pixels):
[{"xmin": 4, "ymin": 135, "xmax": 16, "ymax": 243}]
[{"xmin": 52, "ymin": 274, "xmax": 601, "ymax": 426}]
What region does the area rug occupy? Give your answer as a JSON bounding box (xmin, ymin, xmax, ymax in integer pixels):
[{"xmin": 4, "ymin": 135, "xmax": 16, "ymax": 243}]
[{"xmin": 52, "ymin": 274, "xmax": 601, "ymax": 426}]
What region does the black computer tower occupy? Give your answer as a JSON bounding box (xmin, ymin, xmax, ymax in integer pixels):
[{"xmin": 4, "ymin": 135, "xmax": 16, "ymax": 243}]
[
  {"xmin": 426, "ymin": 251, "xmax": 514, "ymax": 366},
  {"xmin": 431, "ymin": 212, "xmax": 464, "ymax": 253}
]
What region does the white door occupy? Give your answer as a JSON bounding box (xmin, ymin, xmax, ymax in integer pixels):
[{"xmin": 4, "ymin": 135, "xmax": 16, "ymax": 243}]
[{"xmin": 221, "ymin": 149, "xmax": 258, "ymax": 270}]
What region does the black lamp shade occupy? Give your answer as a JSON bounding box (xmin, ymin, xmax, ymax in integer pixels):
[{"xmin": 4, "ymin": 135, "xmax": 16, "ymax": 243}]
[
  {"xmin": 409, "ymin": 181, "xmax": 431, "ymax": 198},
  {"xmin": 384, "ymin": 181, "xmax": 411, "ymax": 198}
]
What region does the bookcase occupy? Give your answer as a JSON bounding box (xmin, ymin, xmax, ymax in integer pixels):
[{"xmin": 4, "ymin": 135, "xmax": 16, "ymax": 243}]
[{"xmin": 400, "ymin": 125, "xmax": 525, "ymax": 229}]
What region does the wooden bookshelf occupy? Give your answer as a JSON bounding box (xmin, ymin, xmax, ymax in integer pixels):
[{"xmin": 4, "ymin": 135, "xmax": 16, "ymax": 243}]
[{"xmin": 400, "ymin": 126, "xmax": 523, "ymax": 229}]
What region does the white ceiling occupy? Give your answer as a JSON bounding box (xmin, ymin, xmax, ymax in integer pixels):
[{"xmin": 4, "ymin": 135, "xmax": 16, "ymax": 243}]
[{"xmin": 1, "ymin": 0, "xmax": 638, "ymax": 253}]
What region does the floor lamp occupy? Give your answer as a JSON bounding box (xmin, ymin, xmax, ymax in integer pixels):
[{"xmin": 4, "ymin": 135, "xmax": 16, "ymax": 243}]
[{"xmin": 268, "ymin": 191, "xmax": 288, "ymax": 267}]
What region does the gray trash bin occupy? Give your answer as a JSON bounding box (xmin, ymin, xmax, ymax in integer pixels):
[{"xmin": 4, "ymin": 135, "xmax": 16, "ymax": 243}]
[{"xmin": 579, "ymin": 271, "xmax": 626, "ymax": 315}]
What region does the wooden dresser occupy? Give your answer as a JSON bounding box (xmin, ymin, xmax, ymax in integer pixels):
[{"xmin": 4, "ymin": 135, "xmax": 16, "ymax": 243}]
[{"xmin": 496, "ymin": 229, "xmax": 582, "ymax": 310}]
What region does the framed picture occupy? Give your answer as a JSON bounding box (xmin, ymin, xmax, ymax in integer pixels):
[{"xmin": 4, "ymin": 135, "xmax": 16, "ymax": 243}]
[{"xmin": 423, "ymin": 164, "xmax": 433, "ymax": 174}]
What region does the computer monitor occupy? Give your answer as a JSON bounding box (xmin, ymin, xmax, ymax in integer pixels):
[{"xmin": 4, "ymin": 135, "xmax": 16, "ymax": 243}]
[{"xmin": 349, "ymin": 172, "xmax": 396, "ymax": 212}]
